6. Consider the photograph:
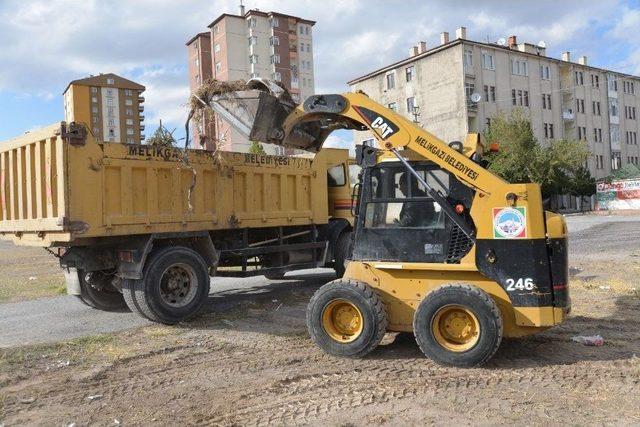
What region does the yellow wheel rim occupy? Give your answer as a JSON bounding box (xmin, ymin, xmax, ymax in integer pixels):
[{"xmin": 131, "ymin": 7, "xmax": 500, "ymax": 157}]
[
  {"xmin": 321, "ymin": 299, "xmax": 364, "ymax": 343},
  {"xmin": 431, "ymin": 305, "xmax": 480, "ymax": 352}
]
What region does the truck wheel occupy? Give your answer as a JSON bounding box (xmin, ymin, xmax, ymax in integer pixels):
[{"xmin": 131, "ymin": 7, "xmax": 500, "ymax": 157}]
[
  {"xmin": 413, "ymin": 284, "xmax": 503, "ymax": 367},
  {"xmin": 333, "ymin": 231, "xmax": 352, "ymax": 277},
  {"xmin": 132, "ymin": 247, "xmax": 211, "ymax": 324},
  {"xmin": 76, "ymin": 270, "xmax": 127, "ymax": 312},
  {"xmin": 307, "ymin": 279, "xmax": 387, "ymax": 358}
]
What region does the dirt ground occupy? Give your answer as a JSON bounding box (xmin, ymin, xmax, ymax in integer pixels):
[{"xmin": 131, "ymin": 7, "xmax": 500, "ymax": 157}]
[{"xmin": 1, "ymin": 219, "xmax": 640, "ymax": 426}]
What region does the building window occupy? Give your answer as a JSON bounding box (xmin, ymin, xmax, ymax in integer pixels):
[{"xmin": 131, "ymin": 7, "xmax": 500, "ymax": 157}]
[
  {"xmin": 543, "ymin": 123, "xmax": 554, "ymax": 139},
  {"xmin": 126, "ymin": 108, "xmax": 133, "ymax": 116},
  {"xmin": 270, "ymin": 54, "xmax": 281, "ymax": 64},
  {"xmin": 92, "ymin": 97, "xmax": 97, "ymax": 103},
  {"xmin": 92, "ymin": 106, "xmax": 98, "ymax": 114},
  {"xmin": 108, "ymin": 118, "xmax": 115, "ymax": 126},
  {"xmin": 214, "ymin": 43, "xmax": 220, "ymax": 53},
  {"xmin": 125, "ymin": 99, "xmax": 133, "ymax": 106},
  {"xmin": 93, "ymin": 127, "xmax": 100, "ymax": 135},
  {"xmin": 272, "ymin": 71, "xmax": 282, "ymax": 82},
  {"xmin": 464, "ymin": 49, "xmax": 473, "ymax": 68},
  {"xmin": 611, "ymin": 124, "xmax": 620, "ymax": 145},
  {"xmin": 609, "ymin": 98, "xmax": 618, "ymax": 117},
  {"xmin": 591, "ymin": 74, "xmax": 599, "ymax": 88},
  {"xmin": 578, "ymin": 126, "xmax": 587, "ymax": 140},
  {"xmin": 127, "ymin": 137, "xmax": 135, "ymax": 143},
  {"xmin": 542, "ymin": 94, "xmax": 552, "ymax": 110},
  {"xmin": 307, "ymin": 43, "xmax": 311, "ymax": 52},
  {"xmin": 483, "ymin": 85, "xmax": 496, "ymax": 102},
  {"xmin": 481, "ymin": 52, "xmax": 494, "ymax": 70},
  {"xmin": 465, "ymin": 82, "xmax": 475, "ymax": 105},
  {"xmin": 126, "ymin": 128, "xmax": 134, "ymax": 135},
  {"xmin": 595, "ymin": 155, "xmax": 604, "ymax": 170},
  {"xmin": 511, "ymin": 59, "xmax": 528, "ymax": 76},
  {"xmin": 249, "ymin": 55, "xmax": 258, "ymax": 65},
  {"xmin": 512, "ymin": 89, "xmax": 516, "ymax": 106},
  {"xmin": 386, "ymin": 72, "xmax": 395, "ymax": 90},
  {"xmin": 387, "ymin": 102, "xmax": 397, "ymax": 112},
  {"xmin": 594, "ymin": 127, "xmax": 603, "ymax": 142},
  {"xmin": 270, "ymin": 17, "xmax": 279, "ymax": 27},
  {"xmin": 248, "ymin": 36, "xmax": 257, "ymax": 46},
  {"xmin": 576, "ymin": 99, "xmax": 585, "ymax": 113},
  {"xmin": 592, "ymin": 101, "xmax": 601, "ymax": 115},
  {"xmin": 215, "ymin": 61, "xmax": 222, "ymax": 72},
  {"xmin": 574, "ymin": 71, "xmax": 584, "ymax": 85},
  {"xmin": 270, "ymin": 36, "xmax": 280, "ymax": 46},
  {"xmin": 126, "ymin": 119, "xmax": 134, "ymax": 125},
  {"xmin": 299, "ymin": 24, "xmax": 304, "ymax": 34},
  {"xmin": 107, "ymin": 107, "xmax": 114, "ymax": 116},
  {"xmin": 92, "ymin": 116, "xmax": 98, "ymax": 124},
  {"xmin": 612, "ymin": 152, "xmax": 621, "ymax": 170},
  {"xmin": 406, "ymin": 97, "xmax": 416, "ymax": 113},
  {"xmin": 405, "ymin": 66, "xmax": 415, "ymax": 82},
  {"xmin": 124, "ymin": 89, "xmax": 133, "ymax": 96},
  {"xmin": 106, "ymin": 78, "xmax": 115, "ymax": 85},
  {"xmin": 213, "ymin": 24, "xmax": 219, "ymax": 35},
  {"xmin": 608, "ymin": 74, "xmax": 618, "ymax": 92},
  {"xmin": 91, "ymin": 87, "xmax": 98, "ymax": 93},
  {"xmin": 248, "ymin": 17, "xmax": 256, "ymax": 28},
  {"xmin": 540, "ymin": 65, "xmax": 550, "ymax": 80}
]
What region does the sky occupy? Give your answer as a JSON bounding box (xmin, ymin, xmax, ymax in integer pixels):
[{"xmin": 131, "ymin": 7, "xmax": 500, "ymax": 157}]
[{"xmin": 1, "ymin": 0, "xmax": 639, "ymax": 147}]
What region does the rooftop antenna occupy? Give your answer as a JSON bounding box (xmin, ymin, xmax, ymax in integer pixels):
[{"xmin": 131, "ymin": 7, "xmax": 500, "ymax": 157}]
[{"xmin": 239, "ymin": 0, "xmax": 245, "ymax": 15}]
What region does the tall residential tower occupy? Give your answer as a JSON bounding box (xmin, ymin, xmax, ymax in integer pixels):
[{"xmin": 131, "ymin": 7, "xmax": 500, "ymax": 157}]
[{"xmin": 187, "ymin": 6, "xmax": 315, "ymax": 153}]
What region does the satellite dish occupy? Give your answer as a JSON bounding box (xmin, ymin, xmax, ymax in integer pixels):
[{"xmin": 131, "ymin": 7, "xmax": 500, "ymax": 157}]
[
  {"xmin": 470, "ymin": 92, "xmax": 482, "ymax": 103},
  {"xmin": 497, "ymin": 37, "xmax": 507, "ymax": 46},
  {"xmin": 538, "ymin": 40, "xmax": 547, "ymax": 48}
]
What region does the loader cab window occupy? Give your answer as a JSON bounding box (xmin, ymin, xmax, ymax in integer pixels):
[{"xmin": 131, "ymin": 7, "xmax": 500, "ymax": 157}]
[
  {"xmin": 327, "ymin": 164, "xmax": 346, "ymax": 187},
  {"xmin": 354, "ymin": 162, "xmax": 457, "ymax": 263}
]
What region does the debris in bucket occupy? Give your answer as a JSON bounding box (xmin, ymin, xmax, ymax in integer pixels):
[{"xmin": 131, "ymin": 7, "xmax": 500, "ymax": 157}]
[{"xmin": 571, "ymin": 335, "xmax": 604, "ymax": 346}]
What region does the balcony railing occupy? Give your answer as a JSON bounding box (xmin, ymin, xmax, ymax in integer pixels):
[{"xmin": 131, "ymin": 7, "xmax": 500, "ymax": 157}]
[
  {"xmin": 138, "ymin": 105, "xmax": 144, "ymax": 112},
  {"xmin": 138, "ymin": 96, "xmax": 145, "ymax": 103}
]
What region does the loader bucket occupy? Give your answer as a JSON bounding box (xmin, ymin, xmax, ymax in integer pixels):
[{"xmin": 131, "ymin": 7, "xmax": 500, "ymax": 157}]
[{"xmin": 208, "ymin": 78, "xmax": 296, "ymax": 145}]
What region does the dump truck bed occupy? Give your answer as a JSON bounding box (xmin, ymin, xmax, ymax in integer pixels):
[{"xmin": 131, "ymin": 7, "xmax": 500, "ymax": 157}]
[{"xmin": 0, "ymin": 122, "xmax": 329, "ymax": 246}]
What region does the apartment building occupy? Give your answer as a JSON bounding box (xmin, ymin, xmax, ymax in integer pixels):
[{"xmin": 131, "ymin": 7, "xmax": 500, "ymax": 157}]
[
  {"xmin": 186, "ymin": 6, "xmax": 315, "ymax": 154},
  {"xmin": 63, "ymin": 73, "xmax": 145, "ymax": 144},
  {"xmin": 348, "ymin": 28, "xmax": 640, "ymax": 180}
]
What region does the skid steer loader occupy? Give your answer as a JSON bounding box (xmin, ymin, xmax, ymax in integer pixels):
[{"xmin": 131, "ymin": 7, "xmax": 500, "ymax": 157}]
[{"xmin": 209, "ymin": 79, "xmax": 570, "ymax": 367}]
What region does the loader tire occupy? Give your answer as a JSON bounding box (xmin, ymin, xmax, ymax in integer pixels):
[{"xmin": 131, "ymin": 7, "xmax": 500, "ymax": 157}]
[
  {"xmin": 76, "ymin": 270, "xmax": 127, "ymax": 312},
  {"xmin": 413, "ymin": 284, "xmax": 503, "ymax": 368},
  {"xmin": 307, "ymin": 279, "xmax": 387, "ymax": 358},
  {"xmin": 333, "ymin": 231, "xmax": 352, "ymax": 278},
  {"xmin": 131, "ymin": 247, "xmax": 210, "ymax": 325}
]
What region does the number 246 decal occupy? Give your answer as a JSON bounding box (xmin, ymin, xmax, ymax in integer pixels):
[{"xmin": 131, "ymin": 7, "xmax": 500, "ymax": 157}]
[{"xmin": 505, "ymin": 278, "xmax": 536, "ymax": 291}]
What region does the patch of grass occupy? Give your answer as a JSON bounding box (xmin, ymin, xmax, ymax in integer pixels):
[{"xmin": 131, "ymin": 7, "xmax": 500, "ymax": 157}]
[{"xmin": 0, "ymin": 275, "xmax": 66, "ymax": 303}]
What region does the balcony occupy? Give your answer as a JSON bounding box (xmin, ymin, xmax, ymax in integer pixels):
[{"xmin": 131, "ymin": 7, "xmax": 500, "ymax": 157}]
[
  {"xmin": 139, "ymin": 115, "xmax": 145, "ymax": 121},
  {"xmin": 140, "ymin": 124, "xmax": 145, "ymax": 131},
  {"xmin": 562, "ymin": 109, "xmax": 575, "ymax": 120},
  {"xmin": 138, "ymin": 105, "xmax": 144, "ymax": 113},
  {"xmin": 140, "ymin": 134, "xmax": 146, "ymax": 140},
  {"xmin": 138, "ymin": 96, "xmax": 145, "ymax": 103}
]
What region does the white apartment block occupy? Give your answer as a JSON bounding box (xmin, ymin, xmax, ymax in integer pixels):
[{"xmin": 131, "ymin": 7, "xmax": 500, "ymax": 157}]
[{"xmin": 348, "ymin": 28, "xmax": 640, "ymax": 180}]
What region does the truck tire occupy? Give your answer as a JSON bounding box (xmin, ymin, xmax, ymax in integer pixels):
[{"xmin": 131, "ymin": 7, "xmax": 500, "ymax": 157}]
[
  {"xmin": 76, "ymin": 270, "xmax": 127, "ymax": 312},
  {"xmin": 307, "ymin": 279, "xmax": 387, "ymax": 358},
  {"xmin": 130, "ymin": 247, "xmax": 211, "ymax": 324},
  {"xmin": 413, "ymin": 284, "xmax": 503, "ymax": 367},
  {"xmin": 333, "ymin": 231, "xmax": 352, "ymax": 277}
]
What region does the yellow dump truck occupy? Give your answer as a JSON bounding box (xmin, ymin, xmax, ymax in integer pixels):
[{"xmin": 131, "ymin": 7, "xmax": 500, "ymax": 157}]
[{"xmin": 0, "ymin": 122, "xmax": 358, "ymax": 323}]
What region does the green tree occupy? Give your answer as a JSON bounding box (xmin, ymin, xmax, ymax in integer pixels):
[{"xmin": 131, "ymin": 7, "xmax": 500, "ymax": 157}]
[
  {"xmin": 483, "ymin": 110, "xmax": 593, "ymax": 199},
  {"xmin": 147, "ymin": 120, "xmax": 176, "ymax": 147},
  {"xmin": 249, "ymin": 140, "xmax": 266, "ymax": 155}
]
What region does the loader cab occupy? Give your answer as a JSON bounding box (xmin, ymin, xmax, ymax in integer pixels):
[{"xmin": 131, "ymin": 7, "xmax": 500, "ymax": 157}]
[{"xmin": 352, "ymin": 150, "xmax": 475, "ymax": 264}]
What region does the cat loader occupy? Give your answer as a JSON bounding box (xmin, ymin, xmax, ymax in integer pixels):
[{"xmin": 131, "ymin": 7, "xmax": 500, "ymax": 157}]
[{"xmin": 209, "ymin": 79, "xmax": 570, "ymax": 367}]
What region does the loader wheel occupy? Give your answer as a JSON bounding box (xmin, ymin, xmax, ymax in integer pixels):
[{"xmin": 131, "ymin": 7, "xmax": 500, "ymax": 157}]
[
  {"xmin": 130, "ymin": 247, "xmax": 210, "ymax": 324},
  {"xmin": 76, "ymin": 270, "xmax": 127, "ymax": 312},
  {"xmin": 333, "ymin": 231, "xmax": 352, "ymax": 277},
  {"xmin": 413, "ymin": 284, "xmax": 503, "ymax": 367},
  {"xmin": 307, "ymin": 279, "xmax": 387, "ymax": 358}
]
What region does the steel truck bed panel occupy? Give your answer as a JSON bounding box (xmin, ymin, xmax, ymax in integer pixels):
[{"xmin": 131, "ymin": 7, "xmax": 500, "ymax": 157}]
[{"xmin": 0, "ymin": 123, "xmax": 329, "ymax": 246}]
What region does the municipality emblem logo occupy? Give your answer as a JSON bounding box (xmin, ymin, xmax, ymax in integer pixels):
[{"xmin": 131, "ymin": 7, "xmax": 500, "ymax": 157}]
[{"xmin": 493, "ymin": 207, "xmax": 527, "ymax": 239}]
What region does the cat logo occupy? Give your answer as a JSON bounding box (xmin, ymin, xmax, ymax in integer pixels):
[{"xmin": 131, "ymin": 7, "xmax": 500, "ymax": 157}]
[{"xmin": 353, "ymin": 106, "xmax": 399, "ymax": 140}]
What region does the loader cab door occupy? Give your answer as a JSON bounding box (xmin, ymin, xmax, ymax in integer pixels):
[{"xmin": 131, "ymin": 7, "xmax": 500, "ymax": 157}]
[{"xmin": 352, "ymin": 161, "xmax": 472, "ymax": 263}]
